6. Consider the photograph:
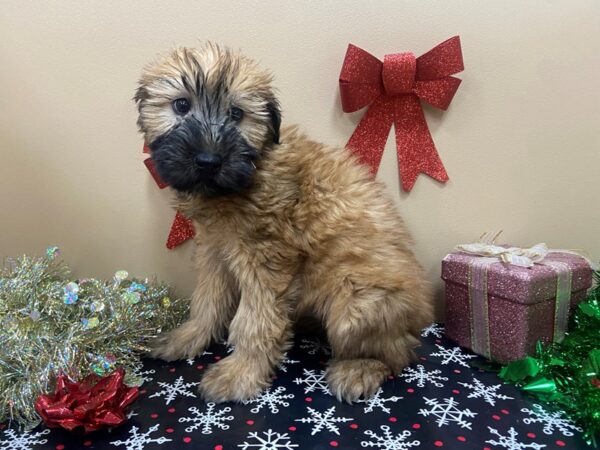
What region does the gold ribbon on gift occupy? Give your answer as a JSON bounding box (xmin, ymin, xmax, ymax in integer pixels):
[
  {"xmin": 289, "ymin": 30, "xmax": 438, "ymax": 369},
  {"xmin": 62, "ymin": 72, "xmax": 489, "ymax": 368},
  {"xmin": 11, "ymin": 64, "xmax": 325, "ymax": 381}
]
[{"xmin": 455, "ymin": 233, "xmax": 591, "ymax": 359}]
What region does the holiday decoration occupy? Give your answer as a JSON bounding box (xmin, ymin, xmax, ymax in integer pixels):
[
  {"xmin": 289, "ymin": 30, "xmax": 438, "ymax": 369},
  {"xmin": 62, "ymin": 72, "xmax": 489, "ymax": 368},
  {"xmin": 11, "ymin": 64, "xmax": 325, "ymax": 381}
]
[
  {"xmin": 0, "ymin": 248, "xmax": 187, "ymax": 428},
  {"xmin": 499, "ymin": 271, "xmax": 600, "ymax": 447},
  {"xmin": 143, "ymin": 143, "xmax": 195, "ymax": 248},
  {"xmin": 339, "ymin": 36, "xmax": 463, "ymax": 191},
  {"xmin": 3, "ymin": 324, "xmax": 590, "ymax": 449},
  {"xmin": 442, "ymin": 242, "xmax": 592, "ymax": 362},
  {"xmin": 35, "ymin": 369, "xmax": 138, "ymax": 433}
]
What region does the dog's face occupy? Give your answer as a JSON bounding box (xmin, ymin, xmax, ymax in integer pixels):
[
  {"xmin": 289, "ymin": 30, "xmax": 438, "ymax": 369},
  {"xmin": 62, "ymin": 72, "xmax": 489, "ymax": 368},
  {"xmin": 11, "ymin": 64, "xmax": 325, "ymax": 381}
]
[{"xmin": 134, "ymin": 44, "xmax": 281, "ymax": 196}]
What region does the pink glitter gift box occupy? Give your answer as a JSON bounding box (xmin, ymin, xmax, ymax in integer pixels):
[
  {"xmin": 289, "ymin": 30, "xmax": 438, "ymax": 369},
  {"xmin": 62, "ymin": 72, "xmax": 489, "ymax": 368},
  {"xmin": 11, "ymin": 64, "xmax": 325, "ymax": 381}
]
[{"xmin": 442, "ymin": 250, "xmax": 592, "ymax": 363}]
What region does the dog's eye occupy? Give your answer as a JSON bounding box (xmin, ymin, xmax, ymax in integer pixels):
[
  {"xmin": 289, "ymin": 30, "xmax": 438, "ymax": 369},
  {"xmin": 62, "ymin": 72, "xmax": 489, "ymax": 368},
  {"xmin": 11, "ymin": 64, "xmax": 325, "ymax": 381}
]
[
  {"xmin": 229, "ymin": 107, "xmax": 244, "ymax": 122},
  {"xmin": 173, "ymin": 98, "xmax": 191, "ymax": 115}
]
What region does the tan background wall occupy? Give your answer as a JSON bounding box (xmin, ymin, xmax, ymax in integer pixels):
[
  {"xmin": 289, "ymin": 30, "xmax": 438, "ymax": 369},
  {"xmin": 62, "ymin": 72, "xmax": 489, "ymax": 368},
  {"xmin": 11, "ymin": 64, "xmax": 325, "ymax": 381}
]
[{"xmin": 1, "ymin": 1, "xmax": 599, "ymax": 317}]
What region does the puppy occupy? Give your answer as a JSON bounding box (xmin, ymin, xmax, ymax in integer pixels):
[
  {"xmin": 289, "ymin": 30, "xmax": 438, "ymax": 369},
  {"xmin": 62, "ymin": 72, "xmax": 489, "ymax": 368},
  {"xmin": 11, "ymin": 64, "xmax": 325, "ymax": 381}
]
[{"xmin": 135, "ymin": 43, "xmax": 433, "ymax": 403}]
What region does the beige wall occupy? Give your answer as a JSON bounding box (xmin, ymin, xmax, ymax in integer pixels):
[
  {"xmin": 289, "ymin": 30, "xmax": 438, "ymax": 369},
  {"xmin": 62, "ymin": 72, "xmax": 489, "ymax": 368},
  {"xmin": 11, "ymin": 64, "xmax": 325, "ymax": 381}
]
[{"xmin": 1, "ymin": 1, "xmax": 599, "ymax": 317}]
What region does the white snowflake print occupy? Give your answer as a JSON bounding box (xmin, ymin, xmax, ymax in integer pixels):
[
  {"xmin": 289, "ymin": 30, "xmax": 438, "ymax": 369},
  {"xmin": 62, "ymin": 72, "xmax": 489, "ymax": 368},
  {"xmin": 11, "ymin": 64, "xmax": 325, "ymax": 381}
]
[
  {"xmin": 418, "ymin": 397, "xmax": 477, "ymax": 429},
  {"xmin": 110, "ymin": 424, "xmax": 172, "ymax": 450},
  {"xmin": 186, "ymin": 358, "xmax": 195, "ymax": 365},
  {"xmin": 357, "ymin": 388, "xmax": 402, "ymax": 414},
  {"xmin": 430, "ymin": 344, "xmax": 477, "ymax": 368},
  {"xmin": 293, "ymin": 368, "xmax": 331, "ymax": 395},
  {"xmin": 131, "ymin": 366, "xmax": 156, "ymax": 384},
  {"xmin": 238, "ymin": 429, "xmax": 299, "ymax": 449},
  {"xmin": 178, "ymin": 402, "xmax": 234, "ymax": 434},
  {"xmin": 458, "ymin": 376, "xmax": 514, "ymax": 406},
  {"xmin": 299, "ymin": 337, "xmax": 331, "ymax": 355},
  {"xmin": 486, "ymin": 426, "xmax": 546, "ymax": 450},
  {"xmin": 399, "ymin": 364, "xmax": 448, "ymax": 388},
  {"xmin": 148, "ymin": 375, "xmax": 199, "ymax": 405},
  {"xmin": 278, "ymin": 352, "xmax": 300, "ymax": 372},
  {"xmin": 521, "ymin": 403, "xmax": 583, "ymax": 436},
  {"xmin": 421, "ymin": 323, "xmax": 444, "ymax": 339},
  {"xmin": 243, "ymin": 386, "xmax": 295, "ymax": 413},
  {"xmin": 0, "ymin": 428, "xmax": 50, "ymax": 450},
  {"xmin": 361, "ymin": 425, "xmax": 420, "ymax": 449},
  {"xmin": 295, "ymin": 406, "xmax": 353, "ymax": 435}
]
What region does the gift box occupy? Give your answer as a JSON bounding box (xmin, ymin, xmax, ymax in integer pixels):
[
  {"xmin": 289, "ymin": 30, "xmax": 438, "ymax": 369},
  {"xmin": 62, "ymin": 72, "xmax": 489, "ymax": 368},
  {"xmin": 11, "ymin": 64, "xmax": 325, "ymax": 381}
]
[{"xmin": 442, "ymin": 247, "xmax": 592, "ymax": 363}]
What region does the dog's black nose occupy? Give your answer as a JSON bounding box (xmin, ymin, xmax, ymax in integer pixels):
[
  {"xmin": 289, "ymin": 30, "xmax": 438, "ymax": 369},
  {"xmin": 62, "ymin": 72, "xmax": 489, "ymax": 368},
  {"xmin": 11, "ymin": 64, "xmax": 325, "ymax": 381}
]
[{"xmin": 195, "ymin": 153, "xmax": 222, "ymax": 172}]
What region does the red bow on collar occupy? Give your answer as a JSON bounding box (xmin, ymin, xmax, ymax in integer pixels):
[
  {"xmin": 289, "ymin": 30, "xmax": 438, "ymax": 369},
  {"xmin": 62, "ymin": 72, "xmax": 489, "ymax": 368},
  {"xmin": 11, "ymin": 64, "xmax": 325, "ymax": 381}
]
[
  {"xmin": 339, "ymin": 36, "xmax": 464, "ymax": 191},
  {"xmin": 143, "ymin": 144, "xmax": 195, "ymax": 249}
]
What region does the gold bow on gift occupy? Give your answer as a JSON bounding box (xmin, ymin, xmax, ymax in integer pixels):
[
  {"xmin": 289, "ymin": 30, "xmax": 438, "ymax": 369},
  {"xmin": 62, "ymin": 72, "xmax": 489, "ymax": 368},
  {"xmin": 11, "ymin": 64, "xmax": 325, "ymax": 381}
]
[{"xmin": 455, "ymin": 242, "xmax": 549, "ymax": 268}]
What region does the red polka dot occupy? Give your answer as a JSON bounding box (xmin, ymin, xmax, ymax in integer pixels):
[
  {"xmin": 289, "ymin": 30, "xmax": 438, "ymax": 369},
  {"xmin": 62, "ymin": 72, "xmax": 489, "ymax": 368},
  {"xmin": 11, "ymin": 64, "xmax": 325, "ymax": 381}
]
[
  {"xmin": 556, "ymin": 440, "xmax": 566, "ymax": 447},
  {"xmin": 452, "ymin": 389, "xmax": 460, "ymax": 394},
  {"xmin": 272, "ymin": 375, "xmax": 278, "ymax": 380},
  {"xmin": 166, "ymin": 428, "xmax": 174, "ymax": 433},
  {"xmin": 457, "ymin": 436, "xmax": 466, "ymax": 442},
  {"xmin": 214, "ymin": 356, "xmax": 221, "ymax": 360},
  {"xmin": 434, "ymin": 440, "xmax": 444, "ymax": 447},
  {"xmin": 388, "ymin": 417, "xmax": 397, "ymax": 423},
  {"xmin": 501, "ymin": 409, "xmax": 509, "ymax": 415},
  {"xmin": 388, "ymin": 375, "xmax": 395, "ymax": 380},
  {"xmin": 419, "ymin": 357, "xmax": 427, "ymax": 361},
  {"xmin": 330, "ymin": 441, "xmax": 339, "ymax": 447},
  {"xmin": 168, "ymin": 407, "xmax": 176, "ymax": 413},
  {"xmin": 453, "ymin": 369, "xmax": 461, "ymax": 374},
  {"xmin": 484, "ymin": 447, "xmax": 492, "ymax": 450},
  {"xmin": 527, "ymin": 432, "xmax": 536, "ymax": 439},
  {"xmin": 83, "ymin": 441, "xmax": 92, "ymax": 447},
  {"xmin": 169, "ymin": 367, "xmax": 176, "ymax": 373},
  {"xmin": 183, "ymin": 437, "xmax": 192, "ymax": 443},
  {"xmin": 140, "ymin": 389, "xmax": 147, "ymax": 394},
  {"xmin": 492, "ymin": 415, "xmax": 501, "ymax": 421},
  {"xmin": 305, "ymin": 397, "xmax": 313, "ymax": 402},
  {"xmin": 214, "ymin": 446, "xmax": 223, "ymax": 450},
  {"xmin": 56, "ymin": 445, "xmax": 65, "ymax": 450},
  {"xmin": 246, "ymin": 419, "xmax": 254, "ymax": 425},
  {"xmin": 407, "ymin": 388, "xmax": 415, "ymax": 393},
  {"xmin": 288, "ymin": 426, "xmax": 296, "ymax": 431},
  {"xmin": 412, "ymin": 423, "xmax": 421, "ymax": 429},
  {"xmin": 350, "ymin": 423, "xmax": 359, "ymax": 429},
  {"xmin": 196, "ymin": 365, "xmax": 204, "ymax": 370},
  {"xmin": 150, "ymin": 413, "xmax": 159, "ymax": 419},
  {"xmin": 435, "ymin": 339, "xmax": 442, "ymax": 343}
]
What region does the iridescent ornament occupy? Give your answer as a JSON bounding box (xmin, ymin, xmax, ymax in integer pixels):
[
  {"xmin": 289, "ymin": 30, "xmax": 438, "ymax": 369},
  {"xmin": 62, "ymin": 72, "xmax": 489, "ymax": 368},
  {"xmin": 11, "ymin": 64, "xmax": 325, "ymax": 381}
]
[
  {"xmin": 46, "ymin": 246, "xmax": 60, "ymax": 260},
  {"xmin": 113, "ymin": 270, "xmax": 129, "ymax": 285},
  {"xmin": 122, "ymin": 291, "xmax": 141, "ymax": 304},
  {"xmin": 128, "ymin": 282, "xmax": 147, "ymax": 293},
  {"xmin": 63, "ymin": 282, "xmax": 79, "ymax": 304},
  {"xmin": 161, "ymin": 296, "xmax": 171, "ymax": 308},
  {"xmin": 81, "ymin": 317, "xmax": 99, "ymax": 330}
]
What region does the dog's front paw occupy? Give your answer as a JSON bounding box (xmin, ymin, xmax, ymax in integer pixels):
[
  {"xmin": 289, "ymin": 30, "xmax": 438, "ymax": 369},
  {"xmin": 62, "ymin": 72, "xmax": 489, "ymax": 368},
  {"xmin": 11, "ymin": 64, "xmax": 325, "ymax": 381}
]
[
  {"xmin": 199, "ymin": 356, "xmax": 272, "ymax": 402},
  {"xmin": 326, "ymin": 359, "xmax": 391, "ymax": 403},
  {"xmin": 149, "ymin": 321, "xmax": 210, "ymax": 362}
]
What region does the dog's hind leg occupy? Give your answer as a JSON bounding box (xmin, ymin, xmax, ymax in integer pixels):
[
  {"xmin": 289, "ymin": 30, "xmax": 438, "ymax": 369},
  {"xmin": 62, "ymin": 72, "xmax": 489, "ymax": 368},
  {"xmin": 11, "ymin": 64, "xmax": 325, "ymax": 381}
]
[
  {"xmin": 150, "ymin": 244, "xmax": 238, "ymax": 361},
  {"xmin": 324, "ymin": 283, "xmax": 424, "ymax": 402}
]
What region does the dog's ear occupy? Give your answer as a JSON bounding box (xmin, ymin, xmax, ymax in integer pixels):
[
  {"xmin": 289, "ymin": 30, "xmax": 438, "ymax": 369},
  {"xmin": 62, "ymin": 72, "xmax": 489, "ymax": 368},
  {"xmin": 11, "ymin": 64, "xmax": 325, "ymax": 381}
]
[{"xmin": 266, "ymin": 99, "xmax": 281, "ymax": 145}]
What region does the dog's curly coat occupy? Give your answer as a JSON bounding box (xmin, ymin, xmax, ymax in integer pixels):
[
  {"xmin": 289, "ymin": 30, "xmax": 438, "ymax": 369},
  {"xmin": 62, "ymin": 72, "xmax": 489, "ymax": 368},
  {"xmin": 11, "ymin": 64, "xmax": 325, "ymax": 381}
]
[{"xmin": 134, "ymin": 43, "xmax": 433, "ymax": 403}]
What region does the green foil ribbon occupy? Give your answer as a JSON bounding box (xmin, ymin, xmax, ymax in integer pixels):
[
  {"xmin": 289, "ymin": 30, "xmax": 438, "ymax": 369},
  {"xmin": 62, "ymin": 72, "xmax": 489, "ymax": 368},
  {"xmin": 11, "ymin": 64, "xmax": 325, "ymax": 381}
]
[{"xmin": 499, "ymin": 270, "xmax": 600, "ymax": 447}]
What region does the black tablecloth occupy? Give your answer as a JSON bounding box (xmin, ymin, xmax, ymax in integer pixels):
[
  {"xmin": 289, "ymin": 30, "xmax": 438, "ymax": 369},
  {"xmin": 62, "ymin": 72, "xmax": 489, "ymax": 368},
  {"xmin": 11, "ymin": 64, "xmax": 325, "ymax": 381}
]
[{"xmin": 1, "ymin": 324, "xmax": 589, "ymax": 449}]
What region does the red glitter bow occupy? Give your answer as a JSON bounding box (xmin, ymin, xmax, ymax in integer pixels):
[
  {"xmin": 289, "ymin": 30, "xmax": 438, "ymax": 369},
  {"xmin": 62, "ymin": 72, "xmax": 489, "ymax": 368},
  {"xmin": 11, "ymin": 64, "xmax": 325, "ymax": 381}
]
[
  {"xmin": 34, "ymin": 369, "xmax": 138, "ymax": 433},
  {"xmin": 339, "ymin": 36, "xmax": 464, "ymax": 191},
  {"xmin": 143, "ymin": 144, "xmax": 195, "ymax": 249}
]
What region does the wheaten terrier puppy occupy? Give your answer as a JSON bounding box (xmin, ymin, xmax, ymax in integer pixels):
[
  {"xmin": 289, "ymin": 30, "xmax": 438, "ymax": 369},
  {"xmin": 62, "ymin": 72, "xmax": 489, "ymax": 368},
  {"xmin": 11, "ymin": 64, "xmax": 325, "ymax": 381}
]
[{"xmin": 135, "ymin": 43, "xmax": 433, "ymax": 403}]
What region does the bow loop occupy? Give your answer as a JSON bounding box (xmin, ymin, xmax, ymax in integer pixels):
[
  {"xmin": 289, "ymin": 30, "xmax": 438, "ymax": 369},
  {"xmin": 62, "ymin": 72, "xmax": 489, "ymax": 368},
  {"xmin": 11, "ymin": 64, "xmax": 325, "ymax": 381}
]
[
  {"xmin": 339, "ymin": 44, "xmax": 383, "ymax": 112},
  {"xmin": 416, "ymin": 36, "xmax": 464, "ymax": 80}
]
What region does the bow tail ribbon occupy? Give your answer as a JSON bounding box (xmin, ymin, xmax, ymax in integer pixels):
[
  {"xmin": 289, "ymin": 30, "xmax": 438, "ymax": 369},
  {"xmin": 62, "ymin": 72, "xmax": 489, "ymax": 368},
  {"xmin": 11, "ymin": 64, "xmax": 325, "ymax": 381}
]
[{"xmin": 346, "ymin": 95, "xmax": 449, "ymax": 191}]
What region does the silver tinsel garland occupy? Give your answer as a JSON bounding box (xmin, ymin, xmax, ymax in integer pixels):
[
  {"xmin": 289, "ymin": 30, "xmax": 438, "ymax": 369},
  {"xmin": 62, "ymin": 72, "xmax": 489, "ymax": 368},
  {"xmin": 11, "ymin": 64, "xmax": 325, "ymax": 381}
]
[{"xmin": 0, "ymin": 247, "xmax": 188, "ymax": 429}]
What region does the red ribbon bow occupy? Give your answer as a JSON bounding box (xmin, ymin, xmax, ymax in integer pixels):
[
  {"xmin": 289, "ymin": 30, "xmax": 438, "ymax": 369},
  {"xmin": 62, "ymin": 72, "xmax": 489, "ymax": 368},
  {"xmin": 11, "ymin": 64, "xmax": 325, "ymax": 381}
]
[
  {"xmin": 339, "ymin": 36, "xmax": 464, "ymax": 191},
  {"xmin": 35, "ymin": 369, "xmax": 138, "ymax": 433},
  {"xmin": 144, "ymin": 144, "xmax": 196, "ymax": 249}
]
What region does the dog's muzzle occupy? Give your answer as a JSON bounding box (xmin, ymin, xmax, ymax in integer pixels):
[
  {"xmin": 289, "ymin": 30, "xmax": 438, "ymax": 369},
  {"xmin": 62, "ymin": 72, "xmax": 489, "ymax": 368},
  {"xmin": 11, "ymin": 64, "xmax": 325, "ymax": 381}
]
[{"xmin": 195, "ymin": 152, "xmax": 223, "ymax": 174}]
